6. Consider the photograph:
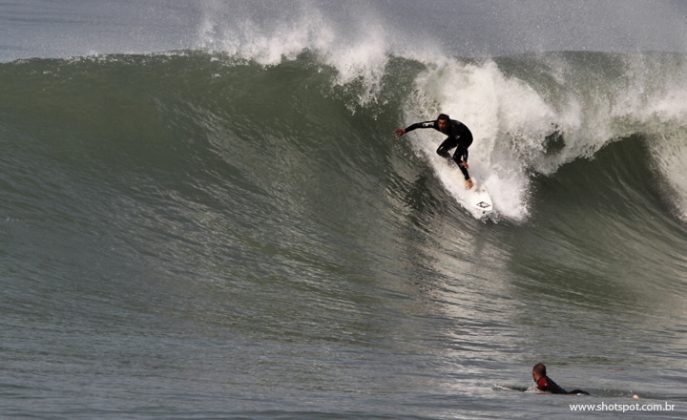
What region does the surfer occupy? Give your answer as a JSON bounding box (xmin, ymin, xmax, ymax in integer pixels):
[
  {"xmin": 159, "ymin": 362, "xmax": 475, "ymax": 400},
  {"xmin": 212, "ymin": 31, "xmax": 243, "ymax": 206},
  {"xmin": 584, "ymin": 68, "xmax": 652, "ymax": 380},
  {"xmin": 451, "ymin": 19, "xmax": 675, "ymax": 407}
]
[
  {"xmin": 395, "ymin": 114, "xmax": 474, "ymax": 189},
  {"xmin": 532, "ymin": 363, "xmax": 590, "ymax": 395}
]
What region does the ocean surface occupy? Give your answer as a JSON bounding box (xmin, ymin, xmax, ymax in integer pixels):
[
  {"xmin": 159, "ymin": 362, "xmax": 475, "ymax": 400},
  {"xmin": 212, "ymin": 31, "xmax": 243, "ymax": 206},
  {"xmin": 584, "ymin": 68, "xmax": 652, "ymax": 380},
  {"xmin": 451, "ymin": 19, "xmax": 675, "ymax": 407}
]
[{"xmin": 1, "ymin": 1, "xmax": 686, "ymax": 419}]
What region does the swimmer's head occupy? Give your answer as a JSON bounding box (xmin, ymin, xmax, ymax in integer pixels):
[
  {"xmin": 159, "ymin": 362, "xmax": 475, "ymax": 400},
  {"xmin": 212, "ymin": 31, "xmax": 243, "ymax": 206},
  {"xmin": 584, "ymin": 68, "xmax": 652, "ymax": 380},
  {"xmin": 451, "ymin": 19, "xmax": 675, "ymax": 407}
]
[{"xmin": 532, "ymin": 363, "xmax": 547, "ymax": 382}]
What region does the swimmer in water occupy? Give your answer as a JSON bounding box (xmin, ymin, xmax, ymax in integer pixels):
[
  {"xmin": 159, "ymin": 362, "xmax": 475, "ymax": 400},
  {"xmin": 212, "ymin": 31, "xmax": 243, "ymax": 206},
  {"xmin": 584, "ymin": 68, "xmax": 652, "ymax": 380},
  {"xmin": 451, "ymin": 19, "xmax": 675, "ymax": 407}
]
[{"xmin": 532, "ymin": 363, "xmax": 590, "ymax": 395}]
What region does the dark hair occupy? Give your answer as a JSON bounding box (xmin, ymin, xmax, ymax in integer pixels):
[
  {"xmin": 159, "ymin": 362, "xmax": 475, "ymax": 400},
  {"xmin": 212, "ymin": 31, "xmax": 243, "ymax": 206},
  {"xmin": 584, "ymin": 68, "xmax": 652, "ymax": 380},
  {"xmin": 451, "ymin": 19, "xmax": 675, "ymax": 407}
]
[
  {"xmin": 533, "ymin": 363, "xmax": 547, "ymax": 376},
  {"xmin": 437, "ymin": 113, "xmax": 450, "ymax": 122}
]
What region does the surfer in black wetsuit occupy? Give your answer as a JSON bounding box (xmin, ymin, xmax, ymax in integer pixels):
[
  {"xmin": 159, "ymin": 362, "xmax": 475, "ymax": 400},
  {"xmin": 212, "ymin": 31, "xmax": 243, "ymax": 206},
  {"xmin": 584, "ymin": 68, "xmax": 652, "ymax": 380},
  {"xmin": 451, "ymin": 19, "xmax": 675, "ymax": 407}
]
[
  {"xmin": 395, "ymin": 113, "xmax": 474, "ymax": 190},
  {"xmin": 532, "ymin": 363, "xmax": 589, "ymax": 395}
]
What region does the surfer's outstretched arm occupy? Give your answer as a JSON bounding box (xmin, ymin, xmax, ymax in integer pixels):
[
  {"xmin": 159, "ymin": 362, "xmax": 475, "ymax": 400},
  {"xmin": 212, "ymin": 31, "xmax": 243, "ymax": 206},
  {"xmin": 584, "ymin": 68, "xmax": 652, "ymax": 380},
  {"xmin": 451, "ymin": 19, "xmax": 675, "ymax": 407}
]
[{"xmin": 394, "ymin": 120, "xmax": 435, "ymax": 136}]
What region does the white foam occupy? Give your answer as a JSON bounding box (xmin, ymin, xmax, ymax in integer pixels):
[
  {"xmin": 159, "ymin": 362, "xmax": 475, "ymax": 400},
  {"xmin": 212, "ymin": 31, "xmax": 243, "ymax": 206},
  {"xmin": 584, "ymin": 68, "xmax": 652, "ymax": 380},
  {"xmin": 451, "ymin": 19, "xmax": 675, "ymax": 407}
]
[
  {"xmin": 650, "ymin": 134, "xmax": 687, "ymax": 221},
  {"xmin": 404, "ymin": 60, "xmax": 564, "ymax": 221},
  {"xmin": 196, "ymin": 9, "xmax": 334, "ymax": 65},
  {"xmin": 622, "ymin": 57, "xmax": 687, "ymax": 220},
  {"xmin": 195, "ymin": 2, "xmax": 400, "ymax": 103},
  {"xmin": 402, "ymin": 54, "xmax": 687, "ymax": 222}
]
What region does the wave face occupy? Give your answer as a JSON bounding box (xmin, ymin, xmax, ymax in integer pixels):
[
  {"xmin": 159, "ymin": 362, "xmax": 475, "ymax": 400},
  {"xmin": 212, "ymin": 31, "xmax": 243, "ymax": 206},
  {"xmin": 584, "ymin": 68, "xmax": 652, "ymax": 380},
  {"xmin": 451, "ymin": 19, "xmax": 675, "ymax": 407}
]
[
  {"xmin": 2, "ymin": 46, "xmax": 687, "ymax": 419},
  {"xmin": 4, "ymin": 51, "xmax": 687, "ymax": 221}
]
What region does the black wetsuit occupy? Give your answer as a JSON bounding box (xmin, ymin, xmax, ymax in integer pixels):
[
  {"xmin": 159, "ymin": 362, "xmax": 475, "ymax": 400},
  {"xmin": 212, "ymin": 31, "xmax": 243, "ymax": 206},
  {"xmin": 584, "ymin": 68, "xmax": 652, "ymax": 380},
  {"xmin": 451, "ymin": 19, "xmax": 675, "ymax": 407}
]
[
  {"xmin": 403, "ymin": 119, "xmax": 473, "ymax": 180},
  {"xmin": 537, "ymin": 376, "xmax": 589, "ymax": 395}
]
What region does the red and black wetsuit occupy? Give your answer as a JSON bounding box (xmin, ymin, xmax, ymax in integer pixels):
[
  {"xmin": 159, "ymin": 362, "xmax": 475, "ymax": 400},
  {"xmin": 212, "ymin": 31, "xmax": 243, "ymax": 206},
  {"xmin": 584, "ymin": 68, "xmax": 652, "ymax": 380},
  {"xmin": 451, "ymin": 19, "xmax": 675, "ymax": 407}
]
[
  {"xmin": 537, "ymin": 376, "xmax": 589, "ymax": 395},
  {"xmin": 403, "ymin": 119, "xmax": 473, "ymax": 180},
  {"xmin": 536, "ymin": 376, "xmax": 567, "ymax": 394}
]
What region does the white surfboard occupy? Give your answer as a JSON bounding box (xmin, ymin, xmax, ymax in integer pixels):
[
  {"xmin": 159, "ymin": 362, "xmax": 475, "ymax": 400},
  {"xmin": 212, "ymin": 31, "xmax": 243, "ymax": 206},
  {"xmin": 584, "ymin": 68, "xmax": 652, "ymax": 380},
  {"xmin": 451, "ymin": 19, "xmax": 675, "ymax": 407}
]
[
  {"xmin": 460, "ymin": 177, "xmax": 494, "ymax": 219},
  {"xmin": 438, "ymin": 160, "xmax": 494, "ymax": 219}
]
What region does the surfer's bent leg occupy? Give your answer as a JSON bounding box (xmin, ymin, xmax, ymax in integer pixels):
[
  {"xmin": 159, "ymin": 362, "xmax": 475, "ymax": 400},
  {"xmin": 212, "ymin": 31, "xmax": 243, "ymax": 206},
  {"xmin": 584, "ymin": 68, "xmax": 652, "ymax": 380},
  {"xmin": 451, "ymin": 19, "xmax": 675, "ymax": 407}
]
[
  {"xmin": 436, "ymin": 137, "xmax": 457, "ymax": 158},
  {"xmin": 453, "ymin": 146, "xmax": 470, "ymax": 180},
  {"xmin": 452, "ymin": 130, "xmax": 472, "ymax": 180}
]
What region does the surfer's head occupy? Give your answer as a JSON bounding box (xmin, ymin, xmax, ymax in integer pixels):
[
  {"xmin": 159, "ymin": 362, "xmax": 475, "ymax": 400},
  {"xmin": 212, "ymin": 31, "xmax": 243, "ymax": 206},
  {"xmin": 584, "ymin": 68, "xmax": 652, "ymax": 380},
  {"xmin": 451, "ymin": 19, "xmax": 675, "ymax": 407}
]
[
  {"xmin": 436, "ymin": 113, "xmax": 450, "ymax": 131},
  {"xmin": 532, "ymin": 363, "xmax": 547, "ymax": 382}
]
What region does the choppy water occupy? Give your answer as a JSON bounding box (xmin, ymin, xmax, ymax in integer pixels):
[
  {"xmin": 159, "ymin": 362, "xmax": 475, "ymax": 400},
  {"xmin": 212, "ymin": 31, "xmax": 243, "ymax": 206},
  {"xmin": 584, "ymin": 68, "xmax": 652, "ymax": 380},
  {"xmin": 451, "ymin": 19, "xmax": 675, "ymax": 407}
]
[{"xmin": 1, "ymin": 1, "xmax": 686, "ymax": 419}]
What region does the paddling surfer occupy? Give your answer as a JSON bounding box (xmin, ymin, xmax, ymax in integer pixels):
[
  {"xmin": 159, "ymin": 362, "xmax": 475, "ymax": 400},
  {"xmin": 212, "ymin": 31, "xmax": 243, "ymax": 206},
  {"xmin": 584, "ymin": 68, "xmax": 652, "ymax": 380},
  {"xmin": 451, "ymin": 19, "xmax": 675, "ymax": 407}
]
[{"xmin": 532, "ymin": 363, "xmax": 590, "ymax": 395}]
